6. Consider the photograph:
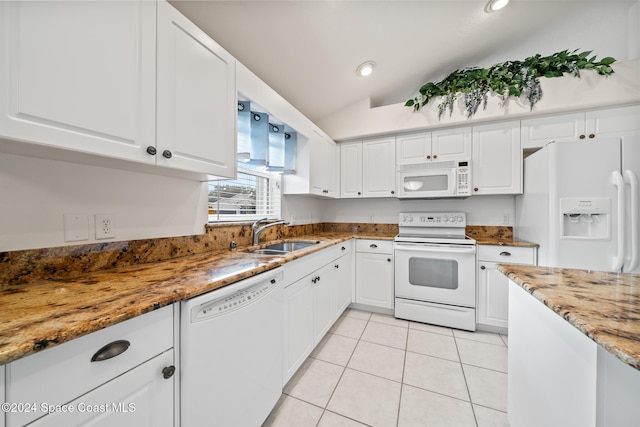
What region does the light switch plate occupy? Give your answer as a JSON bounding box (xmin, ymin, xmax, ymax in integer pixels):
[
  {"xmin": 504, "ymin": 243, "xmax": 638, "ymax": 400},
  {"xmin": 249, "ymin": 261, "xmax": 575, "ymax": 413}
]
[{"xmin": 64, "ymin": 213, "xmax": 89, "ymax": 242}]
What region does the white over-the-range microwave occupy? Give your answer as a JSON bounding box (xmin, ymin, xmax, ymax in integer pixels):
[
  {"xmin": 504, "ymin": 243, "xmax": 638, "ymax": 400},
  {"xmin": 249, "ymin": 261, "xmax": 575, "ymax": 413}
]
[{"xmin": 396, "ymin": 160, "xmax": 471, "ymax": 199}]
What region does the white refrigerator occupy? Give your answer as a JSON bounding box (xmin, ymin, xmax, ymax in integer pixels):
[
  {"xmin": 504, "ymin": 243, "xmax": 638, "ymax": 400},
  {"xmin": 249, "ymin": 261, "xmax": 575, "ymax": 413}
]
[{"xmin": 515, "ymin": 135, "xmax": 639, "ymax": 273}]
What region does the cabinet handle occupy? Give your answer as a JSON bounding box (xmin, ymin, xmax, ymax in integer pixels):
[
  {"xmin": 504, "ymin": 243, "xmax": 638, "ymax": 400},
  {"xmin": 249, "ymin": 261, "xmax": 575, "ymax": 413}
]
[
  {"xmin": 357, "ymin": 191, "xmax": 361, "ymax": 195},
  {"xmin": 433, "ymin": 154, "xmax": 438, "ymax": 159},
  {"xmin": 579, "ymin": 134, "xmax": 586, "ymax": 139},
  {"xmin": 146, "ymin": 146, "xmax": 157, "ymax": 155},
  {"xmin": 387, "ymin": 258, "xmax": 391, "ymax": 262},
  {"xmin": 91, "ymin": 340, "xmax": 130, "ymax": 362},
  {"xmin": 162, "ymin": 150, "xmax": 173, "ymax": 159},
  {"xmin": 271, "ymin": 278, "xmax": 276, "ymax": 284},
  {"xmin": 588, "ymin": 133, "xmax": 595, "ymax": 139},
  {"xmin": 335, "ymin": 264, "xmax": 339, "ymax": 269},
  {"xmin": 162, "ymin": 365, "xmax": 176, "ymax": 379},
  {"xmin": 473, "ymin": 187, "xmax": 479, "ymax": 192},
  {"xmin": 391, "ymin": 190, "xmax": 395, "ymax": 195},
  {"xmin": 341, "ymin": 246, "xmax": 346, "ymax": 251},
  {"xmin": 426, "ymin": 155, "xmax": 431, "ymax": 159},
  {"xmin": 499, "ymin": 251, "xmax": 512, "ymax": 256},
  {"xmin": 370, "ymin": 244, "xmax": 378, "ymax": 248},
  {"xmin": 480, "ymin": 265, "xmax": 486, "ymax": 270}
]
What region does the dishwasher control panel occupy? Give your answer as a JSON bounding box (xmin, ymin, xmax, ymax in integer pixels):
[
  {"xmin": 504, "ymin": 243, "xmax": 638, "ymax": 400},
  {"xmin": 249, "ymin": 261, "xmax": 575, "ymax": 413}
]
[{"xmin": 191, "ymin": 270, "xmax": 283, "ymax": 322}]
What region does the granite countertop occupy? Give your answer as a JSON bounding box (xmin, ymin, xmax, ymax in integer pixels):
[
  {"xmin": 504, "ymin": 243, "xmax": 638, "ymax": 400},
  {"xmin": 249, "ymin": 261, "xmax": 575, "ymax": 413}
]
[
  {"xmin": 498, "ymin": 264, "xmax": 640, "ymax": 371},
  {"xmin": 0, "ymin": 231, "xmax": 394, "ymax": 365}
]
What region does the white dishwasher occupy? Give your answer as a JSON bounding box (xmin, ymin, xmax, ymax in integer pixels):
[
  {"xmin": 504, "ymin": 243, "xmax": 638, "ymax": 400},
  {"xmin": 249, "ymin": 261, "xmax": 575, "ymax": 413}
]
[{"xmin": 180, "ymin": 267, "xmax": 284, "ymax": 427}]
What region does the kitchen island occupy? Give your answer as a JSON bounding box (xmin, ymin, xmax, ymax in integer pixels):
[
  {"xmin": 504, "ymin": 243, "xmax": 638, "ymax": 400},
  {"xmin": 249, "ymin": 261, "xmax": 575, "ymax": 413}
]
[{"xmin": 498, "ymin": 265, "xmax": 640, "ymax": 427}]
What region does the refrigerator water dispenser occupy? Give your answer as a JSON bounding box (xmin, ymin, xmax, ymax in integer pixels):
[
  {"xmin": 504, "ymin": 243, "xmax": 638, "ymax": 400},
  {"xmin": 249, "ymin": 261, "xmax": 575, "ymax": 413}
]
[{"xmin": 560, "ymin": 198, "xmax": 610, "ymax": 239}]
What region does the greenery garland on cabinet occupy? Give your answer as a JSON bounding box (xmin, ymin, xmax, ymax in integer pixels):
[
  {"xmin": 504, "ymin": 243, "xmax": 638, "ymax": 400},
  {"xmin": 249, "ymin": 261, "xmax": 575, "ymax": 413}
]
[{"xmin": 405, "ymin": 49, "xmax": 616, "ymax": 119}]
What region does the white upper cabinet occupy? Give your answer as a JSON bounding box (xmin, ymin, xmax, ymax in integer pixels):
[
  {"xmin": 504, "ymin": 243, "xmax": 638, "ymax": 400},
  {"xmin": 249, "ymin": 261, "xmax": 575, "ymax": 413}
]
[
  {"xmin": 362, "ymin": 137, "xmax": 396, "ymax": 197},
  {"xmin": 472, "ymin": 121, "xmax": 522, "ymax": 195},
  {"xmin": 396, "ymin": 128, "xmax": 471, "ymax": 165},
  {"xmin": 340, "ymin": 141, "xmax": 363, "ymax": 198},
  {"xmin": 431, "ymin": 127, "xmax": 473, "ymax": 161},
  {"xmin": 396, "ymin": 132, "xmax": 431, "ymax": 165},
  {"xmin": 157, "ymin": 1, "xmax": 236, "ymax": 178},
  {"xmin": 521, "ymin": 105, "xmax": 640, "ymax": 150},
  {"xmin": 0, "ymin": 1, "xmax": 236, "ymax": 179},
  {"xmin": 339, "ymin": 137, "xmax": 396, "ymax": 198},
  {"xmin": 0, "ymin": 0, "xmax": 157, "ymax": 163},
  {"xmin": 309, "ymin": 131, "xmax": 338, "ymax": 197}
]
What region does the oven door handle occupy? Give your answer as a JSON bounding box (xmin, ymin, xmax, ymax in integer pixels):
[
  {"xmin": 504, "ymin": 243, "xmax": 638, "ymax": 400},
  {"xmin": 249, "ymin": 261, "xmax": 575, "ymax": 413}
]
[{"xmin": 394, "ymin": 245, "xmax": 476, "ymax": 255}]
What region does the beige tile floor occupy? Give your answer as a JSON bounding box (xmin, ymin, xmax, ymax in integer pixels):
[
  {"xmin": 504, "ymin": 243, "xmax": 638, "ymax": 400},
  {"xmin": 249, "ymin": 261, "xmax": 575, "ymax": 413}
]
[{"xmin": 263, "ymin": 308, "xmax": 510, "ymax": 427}]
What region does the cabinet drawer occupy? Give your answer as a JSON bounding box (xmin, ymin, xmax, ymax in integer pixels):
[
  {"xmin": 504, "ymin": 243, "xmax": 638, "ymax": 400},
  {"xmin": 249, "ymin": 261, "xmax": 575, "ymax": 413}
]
[
  {"xmin": 6, "ymin": 306, "xmax": 173, "ymax": 427},
  {"xmin": 478, "ymin": 245, "xmax": 536, "ymax": 265},
  {"xmin": 284, "ymin": 241, "xmax": 353, "ymax": 287},
  {"xmin": 356, "ymin": 239, "xmax": 393, "ymax": 254}
]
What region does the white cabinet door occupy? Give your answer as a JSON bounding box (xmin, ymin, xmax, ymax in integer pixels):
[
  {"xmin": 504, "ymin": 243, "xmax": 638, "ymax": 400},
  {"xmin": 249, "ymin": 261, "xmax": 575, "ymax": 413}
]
[
  {"xmin": 521, "ymin": 112, "xmax": 585, "ymax": 149},
  {"xmin": 396, "ymin": 133, "xmax": 431, "ymax": 165},
  {"xmin": 586, "ymin": 105, "xmax": 640, "ymax": 138},
  {"xmin": 0, "ymin": 366, "xmax": 4, "ymax": 427},
  {"xmin": 340, "ymin": 141, "xmax": 363, "ymax": 198},
  {"xmin": 28, "ymin": 350, "xmax": 174, "ymax": 427},
  {"xmin": 157, "ymin": 1, "xmax": 236, "ymax": 178},
  {"xmin": 313, "ymin": 262, "xmax": 335, "ymax": 345},
  {"xmin": 477, "ymin": 261, "xmax": 509, "ymax": 329},
  {"xmin": 0, "ymin": 1, "xmax": 156, "ymax": 163},
  {"xmin": 362, "ymin": 137, "xmax": 396, "ymax": 198},
  {"xmin": 333, "ymin": 252, "xmax": 353, "ymax": 320},
  {"xmin": 431, "ymin": 127, "xmax": 472, "ymax": 161},
  {"xmin": 472, "ymin": 121, "xmax": 522, "ymax": 195},
  {"xmin": 310, "ymin": 133, "xmax": 338, "ymax": 197},
  {"xmin": 283, "ymin": 276, "xmax": 314, "ymax": 383},
  {"xmin": 355, "ymin": 252, "xmax": 394, "ymax": 309}
]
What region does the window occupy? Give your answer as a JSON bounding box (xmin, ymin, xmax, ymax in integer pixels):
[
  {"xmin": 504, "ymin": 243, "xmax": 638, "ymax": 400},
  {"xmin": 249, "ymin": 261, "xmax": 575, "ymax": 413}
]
[{"xmin": 208, "ymin": 168, "xmax": 281, "ymax": 222}]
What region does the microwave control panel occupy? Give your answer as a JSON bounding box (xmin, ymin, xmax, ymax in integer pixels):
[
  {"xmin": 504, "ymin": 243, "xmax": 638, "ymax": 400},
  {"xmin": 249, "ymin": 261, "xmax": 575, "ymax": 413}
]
[{"xmin": 456, "ymin": 161, "xmax": 471, "ymax": 196}]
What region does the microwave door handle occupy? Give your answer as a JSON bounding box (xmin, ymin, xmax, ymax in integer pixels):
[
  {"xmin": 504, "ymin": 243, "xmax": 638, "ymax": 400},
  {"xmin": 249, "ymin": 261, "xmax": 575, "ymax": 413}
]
[{"xmin": 395, "ymin": 245, "xmax": 476, "ymax": 255}]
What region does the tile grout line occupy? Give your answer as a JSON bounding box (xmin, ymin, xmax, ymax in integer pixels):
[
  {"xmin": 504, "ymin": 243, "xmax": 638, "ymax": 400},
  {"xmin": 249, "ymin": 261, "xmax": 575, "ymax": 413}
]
[{"xmin": 454, "ymin": 331, "xmax": 480, "ymax": 427}]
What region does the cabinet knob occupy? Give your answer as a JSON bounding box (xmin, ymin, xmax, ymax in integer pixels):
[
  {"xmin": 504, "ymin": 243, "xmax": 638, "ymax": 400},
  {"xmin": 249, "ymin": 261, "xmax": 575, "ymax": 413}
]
[
  {"xmin": 433, "ymin": 154, "xmax": 438, "ymax": 159},
  {"xmin": 341, "ymin": 246, "xmax": 346, "ymax": 250},
  {"xmin": 426, "ymin": 155, "xmax": 431, "ymax": 159},
  {"xmin": 146, "ymin": 146, "xmax": 157, "ymax": 155},
  {"xmin": 357, "ymin": 191, "xmax": 361, "ymax": 195},
  {"xmin": 480, "ymin": 265, "xmax": 486, "ymax": 270},
  {"xmin": 499, "ymin": 251, "xmax": 512, "ymax": 257},
  {"xmin": 579, "ymin": 134, "xmax": 586, "ymax": 139},
  {"xmin": 588, "ymin": 133, "xmax": 595, "ymax": 139},
  {"xmin": 387, "ymin": 258, "xmax": 391, "ymax": 262},
  {"xmin": 473, "ymin": 187, "xmax": 479, "ymax": 192},
  {"xmin": 335, "ymin": 264, "xmax": 339, "ymax": 269},
  {"xmin": 162, "ymin": 365, "xmax": 176, "ymax": 379},
  {"xmin": 391, "ymin": 190, "xmax": 395, "ymax": 195},
  {"xmin": 91, "ymin": 340, "xmax": 130, "ymax": 362},
  {"xmin": 162, "ymin": 150, "xmax": 173, "ymax": 159},
  {"xmin": 271, "ymin": 278, "xmax": 276, "ymax": 284}
]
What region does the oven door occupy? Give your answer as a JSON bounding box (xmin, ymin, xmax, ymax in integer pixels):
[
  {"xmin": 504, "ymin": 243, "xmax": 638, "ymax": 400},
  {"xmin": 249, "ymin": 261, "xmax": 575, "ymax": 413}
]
[
  {"xmin": 394, "ymin": 242, "xmax": 476, "ymax": 307},
  {"xmin": 397, "ymin": 168, "xmax": 456, "ymax": 198}
]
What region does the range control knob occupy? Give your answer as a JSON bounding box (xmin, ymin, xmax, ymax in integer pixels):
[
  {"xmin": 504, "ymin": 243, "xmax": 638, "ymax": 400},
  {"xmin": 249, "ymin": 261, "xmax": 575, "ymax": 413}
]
[{"xmin": 443, "ymin": 217, "xmax": 449, "ymax": 222}]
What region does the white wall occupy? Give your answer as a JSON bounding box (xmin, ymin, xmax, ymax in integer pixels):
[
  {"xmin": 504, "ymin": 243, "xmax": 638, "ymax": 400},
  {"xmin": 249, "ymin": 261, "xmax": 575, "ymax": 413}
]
[
  {"xmin": 321, "ymin": 195, "xmax": 515, "ymax": 226},
  {"xmin": 0, "ymin": 153, "xmax": 209, "ymax": 251}
]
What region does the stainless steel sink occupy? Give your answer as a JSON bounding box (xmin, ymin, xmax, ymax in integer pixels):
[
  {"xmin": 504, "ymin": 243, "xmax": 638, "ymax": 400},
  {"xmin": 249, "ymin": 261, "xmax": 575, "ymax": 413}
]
[
  {"xmin": 263, "ymin": 241, "xmax": 318, "ymax": 252},
  {"xmin": 248, "ymin": 240, "xmax": 320, "ymax": 255}
]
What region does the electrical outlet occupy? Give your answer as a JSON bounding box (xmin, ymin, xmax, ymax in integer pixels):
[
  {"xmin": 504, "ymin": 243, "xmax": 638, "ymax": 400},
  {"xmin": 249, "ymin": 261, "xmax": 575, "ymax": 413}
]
[
  {"xmin": 64, "ymin": 213, "xmax": 89, "ymax": 242},
  {"xmin": 503, "ymin": 214, "xmax": 511, "ymax": 225},
  {"xmin": 95, "ymin": 214, "xmax": 116, "ymax": 239}
]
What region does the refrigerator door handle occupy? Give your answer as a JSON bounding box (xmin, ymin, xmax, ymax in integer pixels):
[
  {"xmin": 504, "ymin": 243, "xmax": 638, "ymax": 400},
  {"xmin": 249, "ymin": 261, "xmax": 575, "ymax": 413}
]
[
  {"xmin": 623, "ymin": 170, "xmax": 639, "ymax": 272},
  {"xmin": 611, "ymin": 171, "xmax": 626, "ymax": 272}
]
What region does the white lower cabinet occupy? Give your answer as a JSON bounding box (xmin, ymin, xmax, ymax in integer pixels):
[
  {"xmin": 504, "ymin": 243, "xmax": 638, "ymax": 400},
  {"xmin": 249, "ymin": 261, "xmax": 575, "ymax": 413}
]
[
  {"xmin": 283, "ymin": 241, "xmax": 352, "ymax": 384},
  {"xmin": 476, "ymin": 245, "xmax": 536, "ymax": 332},
  {"xmin": 354, "ymin": 240, "xmax": 394, "ymax": 310},
  {"xmin": 4, "ymin": 306, "xmax": 175, "ymax": 427}
]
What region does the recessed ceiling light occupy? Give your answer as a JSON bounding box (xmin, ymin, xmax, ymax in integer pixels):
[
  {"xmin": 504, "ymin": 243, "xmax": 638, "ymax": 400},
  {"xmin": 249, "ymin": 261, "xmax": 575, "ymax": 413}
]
[
  {"xmin": 486, "ymin": 0, "xmax": 510, "ymax": 12},
  {"xmin": 356, "ymin": 61, "xmax": 375, "ymax": 77}
]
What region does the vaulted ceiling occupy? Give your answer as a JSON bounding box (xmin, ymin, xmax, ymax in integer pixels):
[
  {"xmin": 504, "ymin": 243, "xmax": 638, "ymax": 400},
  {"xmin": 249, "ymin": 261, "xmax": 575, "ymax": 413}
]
[{"xmin": 169, "ymin": 0, "xmax": 636, "ymax": 123}]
